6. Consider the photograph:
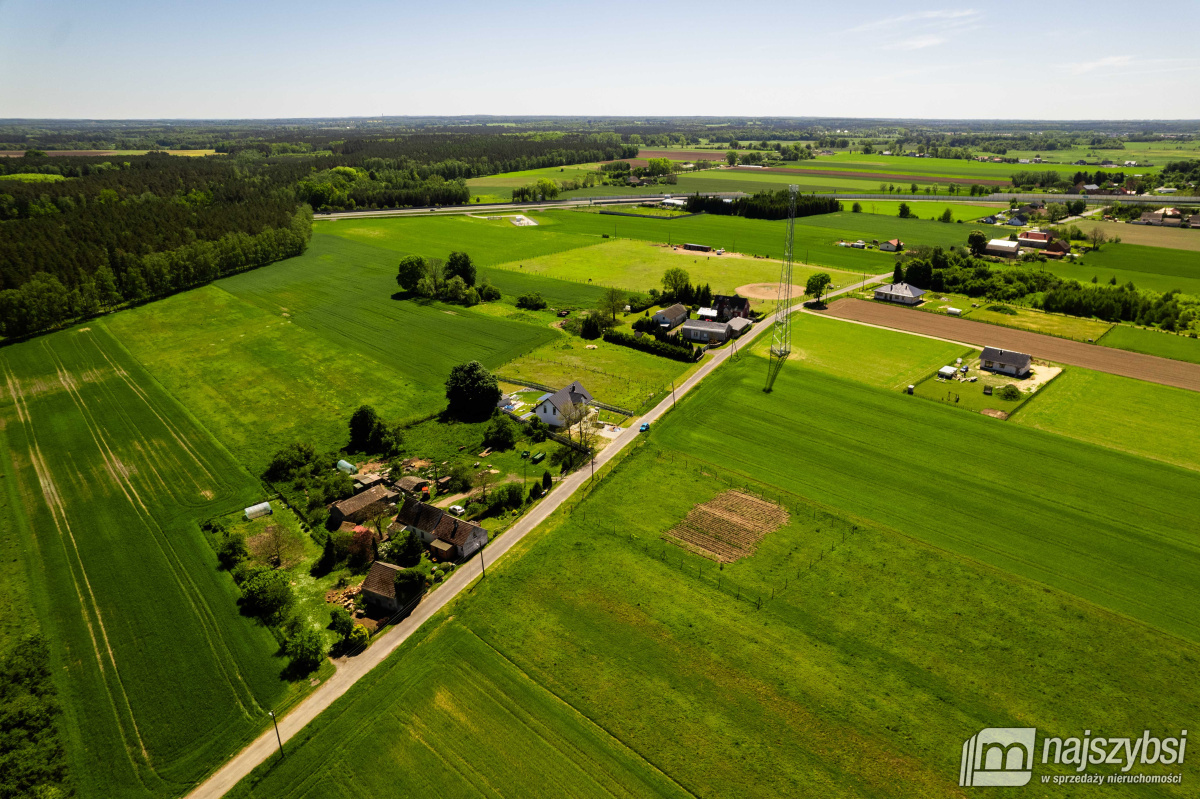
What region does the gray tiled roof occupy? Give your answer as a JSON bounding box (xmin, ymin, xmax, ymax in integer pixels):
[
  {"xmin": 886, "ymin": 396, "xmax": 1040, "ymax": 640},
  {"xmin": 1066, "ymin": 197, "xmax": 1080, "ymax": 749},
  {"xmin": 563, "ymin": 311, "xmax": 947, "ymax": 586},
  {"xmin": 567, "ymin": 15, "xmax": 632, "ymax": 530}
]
[
  {"xmin": 981, "ymin": 347, "xmax": 1032, "ymax": 369},
  {"xmin": 875, "ymin": 282, "xmax": 926, "ymax": 298},
  {"xmin": 543, "ymin": 380, "xmax": 592, "ymax": 414}
]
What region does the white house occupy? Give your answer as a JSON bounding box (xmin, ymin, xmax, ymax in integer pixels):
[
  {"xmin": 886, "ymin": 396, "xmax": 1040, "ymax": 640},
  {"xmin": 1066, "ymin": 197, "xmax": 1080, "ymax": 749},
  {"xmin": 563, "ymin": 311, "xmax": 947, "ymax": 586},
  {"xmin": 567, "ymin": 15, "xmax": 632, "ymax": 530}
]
[
  {"xmin": 681, "ymin": 319, "xmax": 731, "ymax": 344},
  {"xmin": 652, "ymin": 303, "xmax": 688, "ymax": 330},
  {"xmin": 873, "ymin": 282, "xmax": 925, "ymax": 305},
  {"xmin": 533, "ymin": 381, "xmax": 592, "ymax": 428},
  {"xmin": 981, "ymin": 347, "xmax": 1032, "ymax": 378},
  {"xmin": 879, "ymin": 239, "xmax": 903, "ymax": 252},
  {"xmin": 985, "ymin": 239, "xmax": 1020, "ymax": 258},
  {"xmin": 390, "ymin": 497, "xmax": 489, "ymax": 562}
]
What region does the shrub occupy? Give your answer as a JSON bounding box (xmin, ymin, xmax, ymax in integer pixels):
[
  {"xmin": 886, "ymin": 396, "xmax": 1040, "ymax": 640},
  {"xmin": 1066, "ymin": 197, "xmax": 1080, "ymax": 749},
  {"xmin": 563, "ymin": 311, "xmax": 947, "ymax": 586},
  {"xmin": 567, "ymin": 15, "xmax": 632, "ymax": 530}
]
[
  {"xmin": 241, "ymin": 569, "xmax": 294, "ymax": 621},
  {"xmin": 490, "ymin": 482, "xmax": 525, "ymax": 512},
  {"xmin": 1000, "ymin": 384, "xmax": 1021, "ymax": 401},
  {"xmin": 602, "ymin": 329, "xmax": 695, "ymax": 362},
  {"xmin": 516, "ymin": 292, "xmax": 547, "ymax": 310},
  {"xmin": 580, "ymin": 314, "xmax": 602, "ymax": 340},
  {"xmin": 484, "ymin": 414, "xmax": 518, "ymax": 450},
  {"xmin": 285, "ymin": 628, "xmax": 325, "ymax": 672},
  {"xmin": 347, "ymin": 624, "xmax": 369, "ymax": 649},
  {"xmin": 330, "ymin": 607, "xmax": 355, "ymax": 638},
  {"xmin": 986, "ymin": 305, "xmax": 1018, "ymax": 315},
  {"xmin": 217, "ymin": 533, "xmax": 248, "ymax": 570},
  {"xmin": 393, "ymin": 569, "xmax": 426, "ymax": 603},
  {"xmin": 529, "ymin": 483, "xmax": 543, "ymax": 501},
  {"xmin": 478, "ymin": 282, "xmax": 501, "ymax": 302},
  {"xmin": 379, "ymin": 529, "xmax": 422, "ymax": 567},
  {"xmin": 542, "ymin": 470, "xmax": 552, "ymax": 490}
]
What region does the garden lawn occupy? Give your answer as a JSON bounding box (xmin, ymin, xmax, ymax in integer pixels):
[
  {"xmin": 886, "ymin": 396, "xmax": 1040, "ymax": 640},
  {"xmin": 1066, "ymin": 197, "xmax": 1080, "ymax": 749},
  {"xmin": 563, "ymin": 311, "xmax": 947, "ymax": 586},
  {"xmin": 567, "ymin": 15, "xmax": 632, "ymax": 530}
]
[
  {"xmin": 0, "ymin": 325, "xmax": 298, "ymax": 799},
  {"xmin": 844, "ymin": 200, "xmax": 1004, "ymax": 221},
  {"xmin": 1014, "ymin": 367, "xmax": 1200, "ymax": 473},
  {"xmin": 227, "ymin": 429, "xmax": 1200, "ymax": 799},
  {"xmin": 1099, "ymin": 325, "xmax": 1200, "ymax": 364}
]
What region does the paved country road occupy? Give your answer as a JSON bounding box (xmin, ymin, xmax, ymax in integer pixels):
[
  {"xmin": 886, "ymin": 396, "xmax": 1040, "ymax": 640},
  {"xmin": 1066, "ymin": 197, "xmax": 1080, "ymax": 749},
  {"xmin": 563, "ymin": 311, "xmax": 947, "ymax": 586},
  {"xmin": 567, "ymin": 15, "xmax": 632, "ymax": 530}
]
[
  {"xmin": 184, "ymin": 273, "xmax": 892, "ymax": 799},
  {"xmin": 821, "ymin": 298, "xmax": 1200, "ymax": 393}
]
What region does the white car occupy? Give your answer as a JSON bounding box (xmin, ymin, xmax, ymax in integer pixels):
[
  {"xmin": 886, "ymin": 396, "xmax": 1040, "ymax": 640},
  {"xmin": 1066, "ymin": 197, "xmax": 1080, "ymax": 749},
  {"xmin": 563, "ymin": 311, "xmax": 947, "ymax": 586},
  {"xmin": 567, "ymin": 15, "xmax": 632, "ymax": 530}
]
[{"xmin": 449, "ymin": 505, "xmax": 466, "ymax": 516}]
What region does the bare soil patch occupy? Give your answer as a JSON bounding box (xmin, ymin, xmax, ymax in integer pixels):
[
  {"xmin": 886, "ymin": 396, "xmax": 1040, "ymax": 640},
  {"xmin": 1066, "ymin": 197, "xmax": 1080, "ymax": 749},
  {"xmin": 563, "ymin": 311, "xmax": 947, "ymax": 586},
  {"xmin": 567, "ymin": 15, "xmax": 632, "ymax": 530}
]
[
  {"xmin": 821, "ymin": 299, "xmax": 1200, "ymax": 392},
  {"xmin": 664, "ymin": 490, "xmax": 789, "ymax": 563},
  {"xmin": 736, "ymin": 282, "xmax": 806, "ymax": 300},
  {"xmin": 981, "ymin": 409, "xmax": 1010, "ymax": 420}
]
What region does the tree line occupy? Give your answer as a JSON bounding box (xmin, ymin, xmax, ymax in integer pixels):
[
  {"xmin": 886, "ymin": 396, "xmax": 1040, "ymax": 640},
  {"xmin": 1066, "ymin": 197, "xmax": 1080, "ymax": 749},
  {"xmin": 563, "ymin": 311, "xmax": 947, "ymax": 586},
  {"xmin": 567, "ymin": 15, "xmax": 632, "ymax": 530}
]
[{"xmin": 685, "ymin": 190, "xmax": 841, "ymax": 221}]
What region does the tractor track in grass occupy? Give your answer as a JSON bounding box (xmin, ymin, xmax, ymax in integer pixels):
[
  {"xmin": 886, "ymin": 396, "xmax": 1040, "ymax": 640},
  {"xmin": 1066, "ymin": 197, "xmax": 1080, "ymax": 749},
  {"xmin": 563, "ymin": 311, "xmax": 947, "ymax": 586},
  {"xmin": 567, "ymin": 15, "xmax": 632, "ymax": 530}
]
[{"xmin": 820, "ymin": 299, "xmax": 1200, "ymax": 392}]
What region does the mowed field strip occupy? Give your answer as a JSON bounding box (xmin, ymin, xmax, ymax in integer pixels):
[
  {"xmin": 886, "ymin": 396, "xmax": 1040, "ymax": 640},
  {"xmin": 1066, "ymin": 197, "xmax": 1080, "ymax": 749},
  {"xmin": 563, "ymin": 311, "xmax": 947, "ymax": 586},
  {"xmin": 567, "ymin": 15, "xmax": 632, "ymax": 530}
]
[
  {"xmin": 821, "ymin": 298, "xmax": 1200, "ymax": 391},
  {"xmin": 0, "ymin": 326, "xmax": 291, "ymax": 799}
]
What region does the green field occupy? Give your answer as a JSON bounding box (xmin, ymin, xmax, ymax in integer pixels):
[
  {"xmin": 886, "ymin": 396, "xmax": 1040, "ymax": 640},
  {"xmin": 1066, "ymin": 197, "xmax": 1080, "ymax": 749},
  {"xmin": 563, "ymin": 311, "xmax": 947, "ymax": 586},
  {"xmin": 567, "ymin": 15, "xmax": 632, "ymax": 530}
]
[
  {"xmin": 1053, "ymin": 242, "xmax": 1200, "ymax": 296},
  {"xmin": 843, "ymin": 200, "xmax": 1003, "ymax": 221},
  {"xmin": 1100, "ymin": 325, "xmax": 1200, "ymax": 363},
  {"xmin": 0, "ymin": 326, "xmax": 298, "ymax": 798},
  {"xmin": 962, "ymin": 303, "xmax": 1113, "ymax": 341},
  {"xmin": 488, "ymin": 238, "xmax": 859, "ymax": 296},
  {"xmin": 1015, "ymin": 367, "xmax": 1200, "ymax": 472},
  {"xmin": 228, "ymin": 363, "xmax": 1200, "ymax": 798},
  {"xmin": 0, "ymin": 172, "xmax": 68, "ymax": 182}
]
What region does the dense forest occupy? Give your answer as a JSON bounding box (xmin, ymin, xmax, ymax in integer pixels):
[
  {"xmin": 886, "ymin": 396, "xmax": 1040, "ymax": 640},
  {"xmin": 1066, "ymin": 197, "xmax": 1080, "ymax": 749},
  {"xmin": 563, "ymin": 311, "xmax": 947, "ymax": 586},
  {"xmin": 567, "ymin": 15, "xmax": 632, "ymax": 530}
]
[{"xmin": 0, "ymin": 132, "xmax": 634, "ymax": 337}]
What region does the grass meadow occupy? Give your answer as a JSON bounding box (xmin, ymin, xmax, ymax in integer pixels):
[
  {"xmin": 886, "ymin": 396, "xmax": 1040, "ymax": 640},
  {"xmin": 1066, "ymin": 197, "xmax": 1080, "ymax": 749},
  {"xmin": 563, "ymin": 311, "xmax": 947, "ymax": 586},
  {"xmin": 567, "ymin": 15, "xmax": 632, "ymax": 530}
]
[
  {"xmin": 1099, "ymin": 325, "xmax": 1200, "ymax": 364},
  {"xmin": 227, "ymin": 372, "xmax": 1200, "ymax": 798},
  {"xmin": 1076, "ymin": 220, "xmax": 1200, "ymax": 252},
  {"xmin": 1055, "ymin": 242, "xmax": 1200, "ymax": 296},
  {"xmin": 0, "ymin": 326, "xmax": 301, "ymax": 799},
  {"xmin": 1014, "ymin": 367, "xmax": 1200, "ymax": 473},
  {"xmin": 961, "ymin": 303, "xmax": 1113, "ymax": 341}
]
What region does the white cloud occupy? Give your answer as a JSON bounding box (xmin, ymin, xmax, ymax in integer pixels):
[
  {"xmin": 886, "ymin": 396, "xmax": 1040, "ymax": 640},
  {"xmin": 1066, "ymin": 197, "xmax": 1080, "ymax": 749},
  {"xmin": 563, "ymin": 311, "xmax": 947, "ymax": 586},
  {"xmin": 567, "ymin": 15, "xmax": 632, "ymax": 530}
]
[
  {"xmin": 886, "ymin": 35, "xmax": 948, "ymax": 51},
  {"xmin": 850, "ymin": 9, "xmax": 980, "ymax": 35},
  {"xmin": 1066, "ymin": 55, "xmax": 1133, "ymax": 75}
]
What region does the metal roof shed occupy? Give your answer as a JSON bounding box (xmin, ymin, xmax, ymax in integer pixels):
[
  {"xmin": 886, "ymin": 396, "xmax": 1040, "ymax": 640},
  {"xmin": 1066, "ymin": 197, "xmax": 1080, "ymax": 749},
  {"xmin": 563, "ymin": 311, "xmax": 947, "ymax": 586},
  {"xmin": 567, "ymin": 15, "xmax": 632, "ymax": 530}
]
[{"xmin": 937, "ymin": 366, "xmax": 957, "ymax": 379}]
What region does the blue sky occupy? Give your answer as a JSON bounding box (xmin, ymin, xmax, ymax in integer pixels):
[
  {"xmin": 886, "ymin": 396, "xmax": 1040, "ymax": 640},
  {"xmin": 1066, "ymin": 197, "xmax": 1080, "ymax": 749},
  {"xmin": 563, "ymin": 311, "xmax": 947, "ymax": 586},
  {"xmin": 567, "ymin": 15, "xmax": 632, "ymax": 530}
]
[{"xmin": 1, "ymin": 0, "xmax": 1197, "ymax": 120}]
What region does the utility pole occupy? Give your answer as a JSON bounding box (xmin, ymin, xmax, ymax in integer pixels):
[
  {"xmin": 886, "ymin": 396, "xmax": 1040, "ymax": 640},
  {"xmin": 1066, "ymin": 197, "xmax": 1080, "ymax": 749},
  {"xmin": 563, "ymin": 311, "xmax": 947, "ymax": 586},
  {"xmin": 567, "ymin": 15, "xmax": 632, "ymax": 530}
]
[
  {"xmin": 480, "ymin": 547, "xmax": 486, "ymax": 578},
  {"xmin": 269, "ymin": 710, "xmax": 283, "ymax": 760},
  {"xmin": 671, "ymin": 380, "xmax": 676, "ymax": 408}
]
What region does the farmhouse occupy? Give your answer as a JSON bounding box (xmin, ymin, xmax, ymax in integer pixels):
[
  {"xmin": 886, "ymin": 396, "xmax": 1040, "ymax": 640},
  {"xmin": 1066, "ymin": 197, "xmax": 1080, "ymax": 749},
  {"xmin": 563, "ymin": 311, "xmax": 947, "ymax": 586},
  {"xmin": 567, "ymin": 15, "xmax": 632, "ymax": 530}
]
[
  {"xmin": 985, "ymin": 239, "xmax": 1020, "ymax": 258},
  {"xmin": 879, "ymin": 239, "xmax": 903, "ymax": 252},
  {"xmin": 652, "ymin": 303, "xmax": 688, "ymax": 330},
  {"xmin": 1017, "ymin": 231, "xmax": 1051, "ymax": 248},
  {"xmin": 392, "ymin": 496, "xmax": 489, "ymax": 561},
  {"xmin": 712, "ymin": 294, "xmax": 751, "ymax": 321},
  {"xmin": 981, "ymin": 347, "xmax": 1032, "ymax": 378},
  {"xmin": 533, "ymin": 380, "xmax": 592, "ymax": 427},
  {"xmin": 681, "ymin": 319, "xmax": 731, "ymax": 344},
  {"xmin": 329, "ymin": 484, "xmax": 398, "ymax": 526},
  {"xmin": 873, "ymin": 282, "xmax": 925, "ymax": 305},
  {"xmin": 394, "ymin": 475, "xmax": 430, "ymax": 496},
  {"xmin": 360, "ymin": 561, "xmax": 403, "ymax": 613}
]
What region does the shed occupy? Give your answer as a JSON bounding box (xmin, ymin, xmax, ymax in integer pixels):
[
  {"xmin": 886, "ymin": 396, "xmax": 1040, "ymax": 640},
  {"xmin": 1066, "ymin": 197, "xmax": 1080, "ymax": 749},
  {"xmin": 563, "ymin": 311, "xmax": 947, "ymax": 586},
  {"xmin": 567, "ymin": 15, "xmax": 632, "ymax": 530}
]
[
  {"xmin": 395, "ymin": 475, "xmax": 430, "ymax": 495},
  {"xmin": 727, "ymin": 317, "xmax": 752, "ymax": 337},
  {"xmin": 938, "ymin": 366, "xmax": 957, "ymax": 379},
  {"xmin": 336, "ymin": 459, "xmax": 358, "ymax": 475},
  {"xmin": 681, "ymin": 319, "xmax": 731, "ymax": 344},
  {"xmin": 244, "ymin": 501, "xmax": 273, "ymax": 520}
]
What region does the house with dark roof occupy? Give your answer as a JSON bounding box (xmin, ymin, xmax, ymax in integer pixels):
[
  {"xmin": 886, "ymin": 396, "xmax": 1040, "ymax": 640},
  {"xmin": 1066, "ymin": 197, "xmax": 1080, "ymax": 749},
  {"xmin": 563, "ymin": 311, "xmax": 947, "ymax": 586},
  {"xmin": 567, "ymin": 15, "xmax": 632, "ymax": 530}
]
[
  {"xmin": 392, "ymin": 496, "xmax": 489, "ymax": 561},
  {"xmin": 329, "ymin": 484, "xmax": 399, "ymax": 526},
  {"xmin": 712, "ymin": 294, "xmax": 751, "ymax": 321},
  {"xmin": 533, "ymin": 380, "xmax": 592, "ymax": 428},
  {"xmin": 652, "ymin": 303, "xmax": 688, "ymax": 330},
  {"xmin": 361, "ymin": 561, "xmax": 403, "ymax": 612},
  {"xmin": 981, "ymin": 347, "xmax": 1032, "ymax": 378},
  {"xmin": 873, "ymin": 282, "xmax": 925, "ymax": 305}
]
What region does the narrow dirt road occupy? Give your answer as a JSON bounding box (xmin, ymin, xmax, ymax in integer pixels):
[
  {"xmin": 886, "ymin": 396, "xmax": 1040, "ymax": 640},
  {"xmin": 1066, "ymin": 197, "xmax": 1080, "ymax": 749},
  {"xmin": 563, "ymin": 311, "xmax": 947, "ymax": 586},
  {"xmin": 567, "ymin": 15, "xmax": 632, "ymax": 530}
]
[
  {"xmin": 184, "ymin": 274, "xmax": 892, "ymax": 799},
  {"xmin": 821, "ymin": 299, "xmax": 1200, "ymax": 392}
]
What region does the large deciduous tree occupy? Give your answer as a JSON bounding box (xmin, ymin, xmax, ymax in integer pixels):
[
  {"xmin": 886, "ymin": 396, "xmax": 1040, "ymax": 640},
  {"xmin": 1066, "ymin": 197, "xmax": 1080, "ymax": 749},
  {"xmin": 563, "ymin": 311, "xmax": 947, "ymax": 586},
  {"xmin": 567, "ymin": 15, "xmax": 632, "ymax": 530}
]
[
  {"xmin": 444, "ymin": 361, "xmax": 501, "ymax": 420},
  {"xmin": 805, "ymin": 273, "xmax": 832, "ymax": 305}
]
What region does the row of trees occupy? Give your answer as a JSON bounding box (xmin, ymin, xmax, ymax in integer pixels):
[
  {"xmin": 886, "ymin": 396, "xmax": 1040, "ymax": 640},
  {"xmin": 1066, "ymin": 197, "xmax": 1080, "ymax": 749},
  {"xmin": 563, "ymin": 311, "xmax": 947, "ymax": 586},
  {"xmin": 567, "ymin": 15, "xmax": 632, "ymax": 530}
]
[
  {"xmin": 660, "ymin": 267, "xmax": 714, "ymax": 307},
  {"xmin": 684, "ymin": 190, "xmax": 841, "ymax": 221}
]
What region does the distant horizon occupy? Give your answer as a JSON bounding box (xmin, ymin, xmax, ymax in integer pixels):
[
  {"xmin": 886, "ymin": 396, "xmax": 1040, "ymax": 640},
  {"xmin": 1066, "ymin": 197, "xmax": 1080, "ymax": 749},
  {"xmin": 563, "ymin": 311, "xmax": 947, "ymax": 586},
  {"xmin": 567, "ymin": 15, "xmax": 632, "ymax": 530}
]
[{"xmin": 3, "ymin": 0, "xmax": 1197, "ymax": 119}]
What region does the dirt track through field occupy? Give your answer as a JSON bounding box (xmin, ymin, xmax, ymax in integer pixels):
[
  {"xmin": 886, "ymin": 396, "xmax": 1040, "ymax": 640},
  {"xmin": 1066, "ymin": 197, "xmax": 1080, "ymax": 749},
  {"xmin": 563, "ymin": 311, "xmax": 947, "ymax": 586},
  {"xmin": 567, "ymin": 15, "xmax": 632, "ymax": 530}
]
[{"xmin": 820, "ymin": 299, "xmax": 1200, "ymax": 392}]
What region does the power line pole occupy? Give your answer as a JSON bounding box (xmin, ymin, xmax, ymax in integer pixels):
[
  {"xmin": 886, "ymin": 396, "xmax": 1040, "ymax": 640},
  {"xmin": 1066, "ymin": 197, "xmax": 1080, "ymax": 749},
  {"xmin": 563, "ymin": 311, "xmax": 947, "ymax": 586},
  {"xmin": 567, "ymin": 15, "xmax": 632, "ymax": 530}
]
[
  {"xmin": 269, "ymin": 710, "xmax": 284, "ymax": 760},
  {"xmin": 765, "ymin": 185, "xmax": 798, "ymax": 392}
]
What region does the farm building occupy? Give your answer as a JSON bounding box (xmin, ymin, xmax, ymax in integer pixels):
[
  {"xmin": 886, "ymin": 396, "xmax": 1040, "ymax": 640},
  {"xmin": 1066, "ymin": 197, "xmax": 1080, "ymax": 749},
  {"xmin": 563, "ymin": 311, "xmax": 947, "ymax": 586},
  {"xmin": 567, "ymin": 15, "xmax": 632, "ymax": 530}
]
[
  {"xmin": 985, "ymin": 239, "xmax": 1020, "ymax": 258},
  {"xmin": 353, "ymin": 472, "xmax": 386, "ymax": 492},
  {"xmin": 681, "ymin": 319, "xmax": 731, "ymax": 344},
  {"xmin": 873, "ymin": 282, "xmax": 925, "ymax": 305},
  {"xmin": 244, "ymin": 501, "xmax": 272, "ymax": 520},
  {"xmin": 712, "ymin": 295, "xmax": 751, "ymax": 321},
  {"xmin": 329, "ymin": 484, "xmax": 399, "ymax": 526},
  {"xmin": 697, "ymin": 307, "xmax": 719, "ymax": 320},
  {"xmin": 1017, "ymin": 231, "xmax": 1051, "ymax": 248},
  {"xmin": 360, "ymin": 561, "xmax": 403, "ymax": 613},
  {"xmin": 662, "ymin": 198, "xmax": 686, "ymax": 209},
  {"xmin": 652, "ymin": 303, "xmax": 688, "ymax": 330},
  {"xmin": 1044, "ymin": 240, "xmax": 1071, "ymax": 258},
  {"xmin": 879, "ymin": 239, "xmax": 904, "ymax": 252},
  {"xmin": 392, "ymin": 496, "xmax": 489, "ymax": 561},
  {"xmin": 533, "ymin": 381, "xmax": 592, "ymax": 428},
  {"xmin": 395, "ymin": 475, "xmax": 430, "ymax": 495},
  {"xmin": 727, "ymin": 317, "xmax": 752, "ymax": 337},
  {"xmin": 981, "ymin": 347, "xmax": 1032, "ymax": 378},
  {"xmin": 683, "ymin": 242, "xmax": 712, "ymax": 252}
]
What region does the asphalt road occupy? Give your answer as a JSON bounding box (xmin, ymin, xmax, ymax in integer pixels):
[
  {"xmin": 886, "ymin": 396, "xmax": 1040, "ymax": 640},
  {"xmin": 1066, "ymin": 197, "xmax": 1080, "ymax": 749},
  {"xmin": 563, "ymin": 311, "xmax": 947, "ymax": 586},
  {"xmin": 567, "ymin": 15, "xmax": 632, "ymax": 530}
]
[{"xmin": 184, "ymin": 271, "xmax": 890, "ymax": 799}]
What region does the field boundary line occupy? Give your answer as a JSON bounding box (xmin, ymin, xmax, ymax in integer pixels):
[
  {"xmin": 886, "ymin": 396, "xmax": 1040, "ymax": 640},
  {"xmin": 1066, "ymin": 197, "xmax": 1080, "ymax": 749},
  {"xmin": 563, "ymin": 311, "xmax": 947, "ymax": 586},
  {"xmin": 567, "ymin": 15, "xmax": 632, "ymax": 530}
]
[{"xmin": 460, "ymin": 627, "xmax": 702, "ymax": 799}]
